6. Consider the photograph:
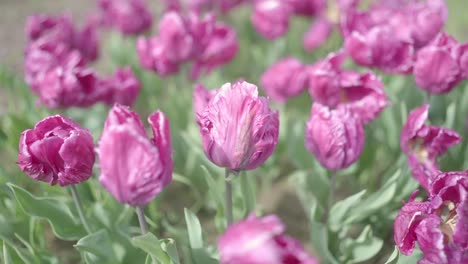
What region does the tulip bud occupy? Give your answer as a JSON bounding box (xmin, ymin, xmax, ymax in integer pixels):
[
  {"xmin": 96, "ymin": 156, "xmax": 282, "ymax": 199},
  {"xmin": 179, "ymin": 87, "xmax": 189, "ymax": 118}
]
[
  {"xmin": 305, "ymin": 103, "xmax": 365, "ymax": 171},
  {"xmin": 251, "ymin": 0, "xmax": 292, "ymax": 40},
  {"xmin": 218, "ymin": 214, "xmax": 319, "ymax": 264},
  {"xmin": 97, "ymin": 104, "xmax": 173, "ymax": 206},
  {"xmin": 195, "ymin": 81, "xmax": 279, "ymax": 171},
  {"xmin": 18, "ymin": 115, "xmax": 95, "ymax": 186},
  {"xmin": 260, "ymin": 57, "xmax": 308, "ymax": 103},
  {"xmin": 98, "ymin": 0, "xmax": 153, "ymax": 35}
]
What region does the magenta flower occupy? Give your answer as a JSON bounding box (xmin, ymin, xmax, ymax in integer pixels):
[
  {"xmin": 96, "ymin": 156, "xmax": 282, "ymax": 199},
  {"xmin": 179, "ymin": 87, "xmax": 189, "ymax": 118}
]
[
  {"xmin": 400, "ymin": 104, "xmax": 461, "ymax": 190},
  {"xmin": 25, "ymin": 14, "xmax": 100, "ymax": 63},
  {"xmin": 33, "ymin": 52, "xmax": 101, "ymax": 108},
  {"xmin": 414, "ymin": 32, "xmax": 466, "ymax": 94},
  {"xmin": 99, "ymin": 67, "xmax": 141, "ymax": 106},
  {"xmin": 305, "ymin": 103, "xmax": 365, "ymax": 171},
  {"xmin": 18, "ymin": 115, "xmax": 95, "ymax": 186},
  {"xmin": 98, "ymin": 0, "xmax": 152, "ymax": 35},
  {"xmin": 195, "ymin": 81, "xmax": 279, "ymax": 171},
  {"xmin": 189, "ymin": 14, "xmax": 239, "ymax": 80},
  {"xmin": 193, "ymin": 84, "xmax": 215, "ymax": 115},
  {"xmin": 303, "ymin": 18, "xmax": 333, "ymax": 52},
  {"xmin": 394, "ymin": 171, "xmax": 468, "ymax": 263},
  {"xmin": 97, "ymin": 104, "xmax": 173, "ymax": 206},
  {"xmin": 260, "ymin": 57, "xmax": 308, "ymax": 103},
  {"xmin": 158, "ymin": 12, "xmax": 194, "ymax": 63},
  {"xmin": 218, "ymin": 214, "xmax": 319, "ymax": 264},
  {"xmin": 251, "ymin": 0, "xmax": 292, "ymax": 40},
  {"xmin": 308, "ymin": 51, "xmax": 389, "ymax": 124},
  {"xmin": 136, "ymin": 36, "xmax": 180, "ymax": 77},
  {"xmin": 286, "ymin": 0, "xmax": 325, "ymax": 17}
]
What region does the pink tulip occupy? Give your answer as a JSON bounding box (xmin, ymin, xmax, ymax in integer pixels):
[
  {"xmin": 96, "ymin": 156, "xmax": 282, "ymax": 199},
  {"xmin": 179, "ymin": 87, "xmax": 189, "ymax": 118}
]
[
  {"xmin": 98, "ymin": 104, "xmax": 173, "ymax": 206},
  {"xmin": 303, "ymin": 18, "xmax": 333, "ymax": 52},
  {"xmin": 260, "ymin": 57, "xmax": 308, "ymax": 103},
  {"xmin": 251, "ymin": 0, "xmax": 292, "ymax": 40},
  {"xmin": 400, "ymin": 104, "xmax": 461, "ymax": 190},
  {"xmin": 219, "ymin": 214, "xmax": 319, "ymax": 264},
  {"xmin": 98, "ymin": 0, "xmax": 152, "ymax": 35},
  {"xmin": 195, "ymin": 81, "xmax": 279, "ymax": 171},
  {"xmin": 305, "ymin": 103, "xmax": 365, "ymax": 171},
  {"xmin": 308, "ymin": 51, "xmax": 389, "ymax": 124},
  {"xmin": 286, "ymin": 0, "xmax": 325, "ymax": 17},
  {"xmin": 193, "ymin": 84, "xmax": 215, "ymax": 115},
  {"xmin": 99, "ymin": 67, "xmax": 141, "ymax": 106},
  {"xmin": 414, "ymin": 32, "xmax": 466, "ymax": 94},
  {"xmin": 136, "ymin": 36, "xmax": 180, "ymax": 77},
  {"xmin": 18, "ymin": 115, "xmax": 95, "ymax": 186}
]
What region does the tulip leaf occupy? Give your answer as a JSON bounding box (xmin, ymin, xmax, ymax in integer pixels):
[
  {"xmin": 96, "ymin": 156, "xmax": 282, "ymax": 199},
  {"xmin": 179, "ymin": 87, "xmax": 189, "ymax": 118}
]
[
  {"xmin": 7, "ymin": 183, "xmax": 86, "ymax": 240},
  {"xmin": 2, "ymin": 239, "xmax": 37, "ymax": 264},
  {"xmin": 239, "ymin": 171, "xmax": 256, "ymax": 216},
  {"xmin": 384, "ymin": 247, "xmax": 399, "ymax": 264},
  {"xmin": 75, "ymin": 229, "xmax": 117, "ymax": 263},
  {"xmin": 160, "ymin": 238, "xmax": 181, "ymax": 264},
  {"xmin": 344, "ymin": 226, "xmax": 383, "ymax": 263},
  {"xmin": 184, "ymin": 208, "xmax": 217, "ymax": 264},
  {"xmin": 132, "ymin": 233, "xmax": 172, "ymax": 264},
  {"xmin": 2, "ymin": 241, "xmax": 13, "ymax": 264},
  {"xmin": 329, "ymin": 190, "xmax": 366, "ymax": 231},
  {"xmin": 310, "ymin": 220, "xmax": 339, "ymax": 264}
]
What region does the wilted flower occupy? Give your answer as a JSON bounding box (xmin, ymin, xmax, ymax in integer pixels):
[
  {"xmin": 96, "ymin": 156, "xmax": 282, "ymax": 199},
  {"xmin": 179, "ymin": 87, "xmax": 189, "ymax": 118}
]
[
  {"xmin": 400, "ymin": 104, "xmax": 461, "ymax": 190},
  {"xmin": 251, "ymin": 0, "xmax": 292, "ymax": 40},
  {"xmin": 308, "ymin": 51, "xmax": 389, "ymax": 124},
  {"xmin": 414, "ymin": 32, "xmax": 467, "ymax": 94},
  {"xmin": 18, "ymin": 115, "xmax": 95, "ymax": 186},
  {"xmin": 97, "ymin": 104, "xmax": 173, "ymax": 206},
  {"xmin": 305, "ymin": 103, "xmax": 365, "ymax": 171},
  {"xmin": 195, "ymin": 81, "xmax": 279, "ymax": 171},
  {"xmin": 99, "ymin": 67, "xmax": 141, "ymax": 106},
  {"xmin": 260, "ymin": 57, "xmax": 308, "ymax": 103},
  {"xmin": 394, "ymin": 171, "xmax": 468, "ymax": 263},
  {"xmin": 218, "ymin": 214, "xmax": 319, "ymax": 264},
  {"xmin": 98, "ymin": 0, "xmax": 152, "ymax": 35}
]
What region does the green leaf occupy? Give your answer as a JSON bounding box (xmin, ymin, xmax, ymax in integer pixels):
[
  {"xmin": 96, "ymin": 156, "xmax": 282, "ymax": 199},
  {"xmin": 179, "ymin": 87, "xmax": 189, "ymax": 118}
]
[
  {"xmin": 310, "ymin": 220, "xmax": 339, "ymax": 264},
  {"xmin": 184, "ymin": 208, "xmax": 203, "ymax": 249},
  {"xmin": 160, "ymin": 239, "xmax": 180, "ymax": 264},
  {"xmin": 184, "ymin": 208, "xmax": 217, "ymax": 264},
  {"xmin": 3, "ymin": 242, "xmax": 13, "ymax": 264},
  {"xmin": 346, "ymin": 170, "xmax": 400, "ymax": 224},
  {"xmin": 2, "ymin": 240, "xmax": 37, "ymax": 264},
  {"xmin": 132, "ymin": 233, "xmax": 171, "ymax": 264},
  {"xmin": 345, "ymin": 226, "xmax": 383, "ymax": 263},
  {"xmin": 329, "ymin": 190, "xmax": 366, "ymax": 231},
  {"xmin": 75, "ymin": 229, "xmax": 117, "ymax": 262},
  {"xmin": 384, "ymin": 247, "xmax": 399, "ymax": 264},
  {"xmin": 7, "ymin": 183, "xmax": 86, "ymax": 240}
]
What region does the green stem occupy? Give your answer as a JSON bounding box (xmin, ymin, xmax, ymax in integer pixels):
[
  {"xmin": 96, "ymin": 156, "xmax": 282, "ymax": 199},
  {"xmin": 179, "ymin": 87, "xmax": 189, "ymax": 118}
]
[
  {"xmin": 70, "ymin": 185, "xmax": 92, "ymax": 234},
  {"xmin": 225, "ymin": 169, "xmax": 233, "ymax": 226},
  {"xmin": 136, "ymin": 206, "xmax": 149, "ymax": 234},
  {"xmin": 325, "ymin": 171, "xmax": 337, "ymax": 223}
]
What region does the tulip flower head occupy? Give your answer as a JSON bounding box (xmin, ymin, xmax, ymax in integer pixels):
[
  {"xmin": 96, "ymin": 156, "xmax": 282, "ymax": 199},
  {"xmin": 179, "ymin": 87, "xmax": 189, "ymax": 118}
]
[
  {"xmin": 394, "ymin": 171, "xmax": 468, "ymax": 263},
  {"xmin": 195, "ymin": 81, "xmax": 279, "ymax": 172},
  {"xmin": 400, "ymin": 104, "xmax": 461, "ymax": 190},
  {"xmin": 97, "ymin": 104, "xmax": 173, "ymax": 206},
  {"xmin": 18, "ymin": 115, "xmax": 95, "ymax": 186},
  {"xmin": 98, "ymin": 0, "xmax": 153, "ymax": 35},
  {"xmin": 218, "ymin": 214, "xmax": 319, "ymax": 264},
  {"xmin": 260, "ymin": 57, "xmax": 309, "ymax": 103},
  {"xmin": 305, "ymin": 103, "xmax": 365, "ymax": 171}
]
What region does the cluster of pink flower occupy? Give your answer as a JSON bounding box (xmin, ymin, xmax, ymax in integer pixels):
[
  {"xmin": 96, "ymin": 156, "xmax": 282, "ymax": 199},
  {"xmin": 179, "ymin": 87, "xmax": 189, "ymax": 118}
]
[
  {"xmin": 23, "ymin": 2, "xmax": 146, "ymax": 109},
  {"xmin": 137, "ymin": 11, "xmax": 238, "ymax": 80},
  {"xmin": 17, "ymin": 103, "xmax": 172, "ymax": 205}
]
